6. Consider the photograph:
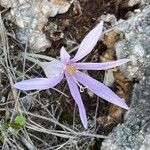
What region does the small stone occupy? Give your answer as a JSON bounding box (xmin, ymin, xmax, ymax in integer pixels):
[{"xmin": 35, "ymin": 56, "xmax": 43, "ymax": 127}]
[
  {"xmin": 128, "ymin": 0, "xmax": 141, "ymax": 7},
  {"xmin": 103, "ymin": 70, "xmax": 115, "ymax": 87},
  {"xmin": 134, "ymin": 9, "xmax": 141, "ymax": 13},
  {"xmin": 100, "ymin": 14, "xmax": 117, "ymax": 27}
]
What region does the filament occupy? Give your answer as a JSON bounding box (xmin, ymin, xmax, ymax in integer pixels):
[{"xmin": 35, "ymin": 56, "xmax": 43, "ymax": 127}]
[{"xmin": 73, "ymin": 77, "xmax": 86, "ymax": 93}]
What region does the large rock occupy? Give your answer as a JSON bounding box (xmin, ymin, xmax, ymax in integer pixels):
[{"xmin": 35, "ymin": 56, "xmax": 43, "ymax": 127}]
[
  {"xmin": 101, "ymin": 6, "xmax": 150, "ymax": 150},
  {"xmin": 0, "ymin": 0, "xmax": 73, "ymax": 52}
]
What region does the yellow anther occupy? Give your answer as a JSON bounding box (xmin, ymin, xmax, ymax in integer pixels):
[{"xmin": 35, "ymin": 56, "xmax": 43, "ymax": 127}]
[{"xmin": 65, "ymin": 64, "xmax": 78, "ymax": 76}]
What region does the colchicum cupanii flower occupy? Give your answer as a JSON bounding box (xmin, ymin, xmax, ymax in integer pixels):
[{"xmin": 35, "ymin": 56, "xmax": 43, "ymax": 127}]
[{"xmin": 14, "ymin": 21, "xmax": 129, "ymax": 128}]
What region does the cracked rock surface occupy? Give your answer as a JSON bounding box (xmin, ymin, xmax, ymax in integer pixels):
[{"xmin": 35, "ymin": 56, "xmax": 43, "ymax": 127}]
[
  {"xmin": 0, "ymin": 0, "xmax": 73, "ymax": 52},
  {"xmin": 101, "ymin": 5, "xmax": 150, "ymax": 150}
]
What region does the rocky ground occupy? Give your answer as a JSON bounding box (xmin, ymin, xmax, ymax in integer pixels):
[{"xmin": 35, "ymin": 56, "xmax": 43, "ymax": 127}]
[
  {"xmin": 101, "ymin": 5, "xmax": 150, "ymax": 150},
  {"xmin": 0, "ymin": 0, "xmax": 149, "ymax": 149}
]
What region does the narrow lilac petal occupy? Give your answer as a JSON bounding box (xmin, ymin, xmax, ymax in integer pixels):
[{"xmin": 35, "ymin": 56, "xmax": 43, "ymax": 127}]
[
  {"xmin": 75, "ymin": 59, "xmax": 130, "ymax": 70},
  {"xmin": 60, "ymin": 46, "xmax": 70, "ymax": 63},
  {"xmin": 65, "ymin": 72, "xmax": 87, "ymax": 128},
  {"xmin": 41, "ymin": 60, "xmax": 65, "ymax": 79},
  {"xmin": 14, "ymin": 73, "xmax": 64, "ymax": 91},
  {"xmin": 75, "ymin": 71, "xmax": 129, "ymax": 110},
  {"xmin": 72, "ymin": 21, "xmax": 103, "ymax": 62}
]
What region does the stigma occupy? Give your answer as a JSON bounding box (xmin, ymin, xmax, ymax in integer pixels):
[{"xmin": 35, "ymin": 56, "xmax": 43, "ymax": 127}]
[{"xmin": 65, "ymin": 64, "xmax": 78, "ymax": 76}]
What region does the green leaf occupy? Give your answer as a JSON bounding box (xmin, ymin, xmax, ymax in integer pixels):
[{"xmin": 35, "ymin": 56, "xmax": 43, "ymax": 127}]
[
  {"xmin": 3, "ymin": 122, "xmax": 10, "ymax": 130},
  {"xmin": 15, "ymin": 115, "xmax": 26, "ymax": 126},
  {"xmin": 0, "ymin": 135, "xmax": 4, "ymax": 142},
  {"xmin": 10, "ymin": 122, "xmax": 22, "ymax": 129}
]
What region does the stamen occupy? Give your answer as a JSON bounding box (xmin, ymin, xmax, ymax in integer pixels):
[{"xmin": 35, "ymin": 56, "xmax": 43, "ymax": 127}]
[
  {"xmin": 65, "ymin": 64, "xmax": 87, "ymax": 92},
  {"xmin": 65, "ymin": 64, "xmax": 78, "ymax": 76},
  {"xmin": 73, "ymin": 77, "xmax": 86, "ymax": 93},
  {"xmin": 80, "ymin": 87, "xmax": 85, "ymax": 93}
]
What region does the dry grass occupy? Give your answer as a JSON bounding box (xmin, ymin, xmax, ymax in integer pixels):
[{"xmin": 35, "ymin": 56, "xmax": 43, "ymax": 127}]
[{"xmin": 0, "ymin": 10, "xmax": 109, "ymax": 150}]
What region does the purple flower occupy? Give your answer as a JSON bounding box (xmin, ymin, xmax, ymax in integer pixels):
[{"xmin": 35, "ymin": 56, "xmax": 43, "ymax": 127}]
[{"xmin": 14, "ymin": 21, "xmax": 129, "ymax": 128}]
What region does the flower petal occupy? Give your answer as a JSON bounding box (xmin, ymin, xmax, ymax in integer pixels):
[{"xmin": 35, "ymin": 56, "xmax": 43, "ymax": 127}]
[
  {"xmin": 75, "ymin": 71, "xmax": 129, "ymax": 110},
  {"xmin": 14, "ymin": 73, "xmax": 64, "ymax": 91},
  {"xmin": 72, "ymin": 21, "xmax": 103, "ymax": 62},
  {"xmin": 75, "ymin": 59, "xmax": 130, "ymax": 70},
  {"xmin": 41, "ymin": 60, "xmax": 65, "ymax": 79},
  {"xmin": 60, "ymin": 46, "xmax": 70, "ymax": 63},
  {"xmin": 65, "ymin": 72, "xmax": 87, "ymax": 128}
]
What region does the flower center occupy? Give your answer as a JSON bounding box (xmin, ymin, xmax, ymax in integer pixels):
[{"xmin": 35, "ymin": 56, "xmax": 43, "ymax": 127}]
[{"xmin": 65, "ymin": 64, "xmax": 78, "ymax": 76}]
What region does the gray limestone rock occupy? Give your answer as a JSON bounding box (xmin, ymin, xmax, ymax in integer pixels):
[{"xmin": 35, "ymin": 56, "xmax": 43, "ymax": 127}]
[
  {"xmin": 101, "ymin": 5, "xmax": 150, "ymax": 150},
  {"xmin": 0, "ymin": 0, "xmax": 73, "ymax": 52}
]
